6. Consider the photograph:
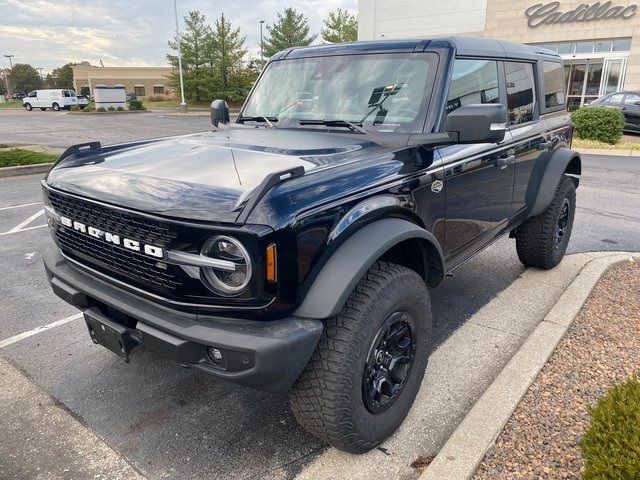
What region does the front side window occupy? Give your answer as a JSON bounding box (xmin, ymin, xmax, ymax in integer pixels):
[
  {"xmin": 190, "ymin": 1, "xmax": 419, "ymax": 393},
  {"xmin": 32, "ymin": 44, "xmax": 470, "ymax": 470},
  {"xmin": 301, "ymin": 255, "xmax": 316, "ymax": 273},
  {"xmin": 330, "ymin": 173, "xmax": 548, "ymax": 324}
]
[
  {"xmin": 505, "ymin": 62, "xmax": 536, "ymax": 126},
  {"xmin": 63, "ymin": 90, "xmax": 71, "ymax": 97},
  {"xmin": 242, "ymin": 53, "xmax": 438, "ymax": 133},
  {"xmin": 609, "ymin": 93, "xmax": 624, "ymax": 105},
  {"xmin": 543, "ymin": 61, "xmax": 565, "ymax": 108},
  {"xmin": 447, "ymin": 59, "xmax": 499, "ymax": 114},
  {"xmin": 28, "ymin": 91, "xmax": 37, "ymax": 98}
]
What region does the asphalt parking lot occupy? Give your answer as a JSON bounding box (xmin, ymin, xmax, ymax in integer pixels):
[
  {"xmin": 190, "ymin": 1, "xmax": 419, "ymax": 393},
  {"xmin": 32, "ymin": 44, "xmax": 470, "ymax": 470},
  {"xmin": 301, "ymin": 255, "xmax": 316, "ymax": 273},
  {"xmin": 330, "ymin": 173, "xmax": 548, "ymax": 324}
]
[
  {"xmin": 0, "ymin": 106, "xmax": 639, "ymax": 478},
  {"xmin": 0, "ymin": 108, "xmax": 212, "ymax": 147}
]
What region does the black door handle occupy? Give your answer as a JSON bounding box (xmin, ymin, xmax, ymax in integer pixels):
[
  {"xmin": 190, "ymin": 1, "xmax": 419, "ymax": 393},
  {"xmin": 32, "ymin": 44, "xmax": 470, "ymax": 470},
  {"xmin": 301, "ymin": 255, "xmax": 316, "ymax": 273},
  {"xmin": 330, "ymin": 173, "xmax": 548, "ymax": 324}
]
[
  {"xmin": 495, "ymin": 154, "xmax": 515, "ymax": 168},
  {"xmin": 538, "ymin": 141, "xmax": 553, "ymax": 150}
]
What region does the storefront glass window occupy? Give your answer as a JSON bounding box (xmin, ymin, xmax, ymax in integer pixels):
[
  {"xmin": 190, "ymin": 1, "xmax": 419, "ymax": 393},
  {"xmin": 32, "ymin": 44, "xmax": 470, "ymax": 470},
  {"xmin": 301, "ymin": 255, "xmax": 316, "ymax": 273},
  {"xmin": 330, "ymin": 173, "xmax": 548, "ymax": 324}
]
[
  {"xmin": 568, "ymin": 64, "xmax": 585, "ymax": 96},
  {"xmin": 585, "ymin": 63, "xmax": 603, "ymax": 96},
  {"xmin": 558, "ymin": 42, "xmax": 574, "ymax": 54},
  {"xmin": 542, "ymin": 43, "xmax": 558, "ymax": 52},
  {"xmin": 575, "ymin": 41, "xmax": 594, "ymax": 54},
  {"xmin": 612, "ymin": 38, "xmax": 632, "ymax": 51},
  {"xmin": 594, "ymin": 41, "xmax": 613, "ymax": 52}
]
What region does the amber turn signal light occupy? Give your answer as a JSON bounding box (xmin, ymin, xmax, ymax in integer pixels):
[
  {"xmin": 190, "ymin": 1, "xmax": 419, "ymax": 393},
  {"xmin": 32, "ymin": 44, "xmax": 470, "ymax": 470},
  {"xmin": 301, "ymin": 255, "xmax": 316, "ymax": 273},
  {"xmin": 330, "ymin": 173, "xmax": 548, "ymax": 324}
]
[{"xmin": 266, "ymin": 243, "xmax": 277, "ymax": 283}]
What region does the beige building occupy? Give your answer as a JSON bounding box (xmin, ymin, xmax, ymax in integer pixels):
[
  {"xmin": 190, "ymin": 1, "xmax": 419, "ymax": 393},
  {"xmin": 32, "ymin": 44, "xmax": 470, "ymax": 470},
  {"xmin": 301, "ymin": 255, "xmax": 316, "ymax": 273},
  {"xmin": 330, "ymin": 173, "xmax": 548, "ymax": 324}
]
[
  {"xmin": 71, "ymin": 65, "xmax": 174, "ymax": 98},
  {"xmin": 358, "ymin": 0, "xmax": 640, "ymax": 109}
]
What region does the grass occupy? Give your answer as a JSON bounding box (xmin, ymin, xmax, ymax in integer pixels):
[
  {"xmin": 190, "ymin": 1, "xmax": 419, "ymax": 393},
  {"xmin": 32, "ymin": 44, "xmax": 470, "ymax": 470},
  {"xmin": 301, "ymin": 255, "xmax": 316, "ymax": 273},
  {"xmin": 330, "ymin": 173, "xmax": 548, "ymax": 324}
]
[
  {"xmin": 573, "ymin": 138, "xmax": 640, "ymax": 151},
  {"xmin": 0, "ymin": 100, "xmax": 23, "ymax": 109},
  {"xmin": 581, "ymin": 376, "xmax": 640, "ymax": 480},
  {"xmin": 0, "ymin": 148, "xmax": 58, "ymax": 168}
]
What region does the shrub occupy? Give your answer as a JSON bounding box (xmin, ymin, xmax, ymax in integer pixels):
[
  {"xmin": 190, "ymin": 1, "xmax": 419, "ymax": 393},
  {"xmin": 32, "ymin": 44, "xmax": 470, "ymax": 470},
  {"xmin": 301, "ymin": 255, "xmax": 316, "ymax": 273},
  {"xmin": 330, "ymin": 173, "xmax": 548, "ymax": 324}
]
[
  {"xmin": 86, "ymin": 101, "xmax": 95, "ymax": 111},
  {"xmin": 117, "ymin": 106, "xmax": 124, "ymax": 111},
  {"xmin": 128, "ymin": 99, "xmax": 145, "ymax": 111},
  {"xmin": 96, "ymin": 106, "xmax": 106, "ymax": 112},
  {"xmin": 69, "ymin": 105, "xmax": 80, "ymax": 112},
  {"xmin": 572, "ymin": 106, "xmax": 625, "ymax": 144},
  {"xmin": 582, "ymin": 376, "xmax": 640, "ymax": 480},
  {"xmin": 144, "ymin": 93, "xmax": 177, "ymax": 102},
  {"xmin": 107, "ymin": 106, "xmax": 115, "ymax": 111}
]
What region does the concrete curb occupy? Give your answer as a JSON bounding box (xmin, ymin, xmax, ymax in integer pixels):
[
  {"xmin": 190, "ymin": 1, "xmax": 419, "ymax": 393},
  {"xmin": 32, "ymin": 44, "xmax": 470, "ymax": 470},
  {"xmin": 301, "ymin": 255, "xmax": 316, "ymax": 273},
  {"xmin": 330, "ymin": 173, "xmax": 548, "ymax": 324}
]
[
  {"xmin": 0, "ymin": 162, "xmax": 53, "ymax": 178},
  {"xmin": 574, "ymin": 148, "xmax": 640, "ymax": 157},
  {"xmin": 421, "ymin": 251, "xmax": 640, "ymax": 480}
]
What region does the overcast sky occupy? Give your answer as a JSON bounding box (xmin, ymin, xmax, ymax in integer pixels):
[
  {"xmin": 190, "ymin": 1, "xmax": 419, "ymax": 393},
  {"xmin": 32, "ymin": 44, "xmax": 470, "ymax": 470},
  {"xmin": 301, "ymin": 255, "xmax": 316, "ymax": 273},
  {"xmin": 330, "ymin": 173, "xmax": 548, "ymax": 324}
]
[{"xmin": 0, "ymin": 0, "xmax": 357, "ymax": 73}]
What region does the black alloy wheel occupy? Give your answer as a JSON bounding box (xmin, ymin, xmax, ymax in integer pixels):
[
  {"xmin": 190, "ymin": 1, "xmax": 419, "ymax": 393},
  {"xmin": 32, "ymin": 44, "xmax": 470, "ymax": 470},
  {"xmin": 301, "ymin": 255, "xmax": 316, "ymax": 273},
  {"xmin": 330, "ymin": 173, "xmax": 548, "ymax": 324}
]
[{"xmin": 362, "ymin": 311, "xmax": 415, "ymax": 413}]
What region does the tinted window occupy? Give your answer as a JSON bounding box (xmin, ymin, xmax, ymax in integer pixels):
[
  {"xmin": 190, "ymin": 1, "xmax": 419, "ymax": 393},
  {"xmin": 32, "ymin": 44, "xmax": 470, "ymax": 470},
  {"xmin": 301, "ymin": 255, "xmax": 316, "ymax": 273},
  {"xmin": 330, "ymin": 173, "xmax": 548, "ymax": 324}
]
[
  {"xmin": 609, "ymin": 93, "xmax": 624, "ymax": 105},
  {"xmin": 624, "ymin": 93, "xmax": 640, "ymax": 105},
  {"xmin": 28, "ymin": 91, "xmax": 37, "ymax": 97},
  {"xmin": 446, "ymin": 59, "xmax": 499, "ymax": 114},
  {"xmin": 505, "ymin": 62, "xmax": 536, "ymax": 125},
  {"xmin": 543, "ymin": 61, "xmax": 565, "ymax": 108}
]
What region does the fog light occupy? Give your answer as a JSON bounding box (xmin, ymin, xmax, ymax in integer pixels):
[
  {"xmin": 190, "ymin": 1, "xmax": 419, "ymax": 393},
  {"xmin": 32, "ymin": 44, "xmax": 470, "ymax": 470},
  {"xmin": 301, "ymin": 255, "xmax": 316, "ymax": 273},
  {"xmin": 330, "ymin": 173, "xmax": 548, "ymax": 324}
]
[{"xmin": 208, "ymin": 347, "xmax": 223, "ymax": 365}]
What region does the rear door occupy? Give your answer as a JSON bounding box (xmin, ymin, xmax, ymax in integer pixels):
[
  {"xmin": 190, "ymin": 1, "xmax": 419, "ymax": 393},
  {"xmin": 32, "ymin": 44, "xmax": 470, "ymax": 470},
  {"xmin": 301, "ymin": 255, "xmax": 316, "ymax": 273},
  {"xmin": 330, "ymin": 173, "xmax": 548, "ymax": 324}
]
[
  {"xmin": 438, "ymin": 58, "xmax": 515, "ymax": 266},
  {"xmin": 622, "ymin": 92, "xmax": 640, "ymax": 131}
]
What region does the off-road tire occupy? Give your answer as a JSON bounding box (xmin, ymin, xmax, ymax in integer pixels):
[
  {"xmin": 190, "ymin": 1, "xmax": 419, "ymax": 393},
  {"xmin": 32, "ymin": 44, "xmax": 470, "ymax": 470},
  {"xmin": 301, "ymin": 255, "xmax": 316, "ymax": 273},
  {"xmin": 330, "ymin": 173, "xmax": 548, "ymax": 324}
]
[
  {"xmin": 52, "ymin": 103, "xmax": 60, "ymax": 111},
  {"xmin": 515, "ymin": 175, "xmax": 576, "ymax": 269},
  {"xmin": 289, "ymin": 261, "xmax": 432, "ymax": 453},
  {"xmin": 24, "ymin": 103, "xmax": 32, "ymax": 111}
]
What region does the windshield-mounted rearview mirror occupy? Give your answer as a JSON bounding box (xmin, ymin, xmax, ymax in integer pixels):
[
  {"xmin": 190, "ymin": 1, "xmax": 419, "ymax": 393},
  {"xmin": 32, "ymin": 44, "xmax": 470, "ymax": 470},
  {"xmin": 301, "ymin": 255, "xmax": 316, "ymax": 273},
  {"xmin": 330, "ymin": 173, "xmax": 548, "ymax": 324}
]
[
  {"xmin": 211, "ymin": 99, "xmax": 230, "ymax": 127},
  {"xmin": 445, "ymin": 104, "xmax": 507, "ymax": 144}
]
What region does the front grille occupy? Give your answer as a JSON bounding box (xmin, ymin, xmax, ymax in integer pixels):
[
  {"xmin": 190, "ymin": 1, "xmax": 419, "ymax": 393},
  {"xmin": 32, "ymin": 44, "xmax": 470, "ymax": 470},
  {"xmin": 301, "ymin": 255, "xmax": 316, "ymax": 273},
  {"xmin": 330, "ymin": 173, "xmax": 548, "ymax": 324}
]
[{"xmin": 48, "ymin": 190, "xmax": 183, "ymax": 292}]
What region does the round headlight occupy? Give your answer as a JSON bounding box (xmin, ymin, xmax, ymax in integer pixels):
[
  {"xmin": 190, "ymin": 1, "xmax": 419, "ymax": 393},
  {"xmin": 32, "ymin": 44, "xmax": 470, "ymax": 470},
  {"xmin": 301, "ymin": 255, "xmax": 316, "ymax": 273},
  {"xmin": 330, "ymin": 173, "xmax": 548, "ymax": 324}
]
[{"xmin": 200, "ymin": 235, "xmax": 252, "ymax": 295}]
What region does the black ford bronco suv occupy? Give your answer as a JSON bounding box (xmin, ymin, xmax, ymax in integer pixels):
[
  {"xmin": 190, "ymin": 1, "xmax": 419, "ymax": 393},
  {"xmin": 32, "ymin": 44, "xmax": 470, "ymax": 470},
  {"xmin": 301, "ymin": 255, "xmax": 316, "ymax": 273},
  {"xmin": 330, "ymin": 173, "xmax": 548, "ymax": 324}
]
[{"xmin": 43, "ymin": 36, "xmax": 580, "ymax": 453}]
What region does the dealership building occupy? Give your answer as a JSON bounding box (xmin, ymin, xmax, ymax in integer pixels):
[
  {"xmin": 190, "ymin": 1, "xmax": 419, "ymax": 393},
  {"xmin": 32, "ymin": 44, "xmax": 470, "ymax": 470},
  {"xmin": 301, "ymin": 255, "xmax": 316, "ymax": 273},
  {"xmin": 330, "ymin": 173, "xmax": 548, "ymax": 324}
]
[
  {"xmin": 358, "ymin": 0, "xmax": 640, "ymax": 109},
  {"xmin": 71, "ymin": 65, "xmax": 174, "ymax": 98}
]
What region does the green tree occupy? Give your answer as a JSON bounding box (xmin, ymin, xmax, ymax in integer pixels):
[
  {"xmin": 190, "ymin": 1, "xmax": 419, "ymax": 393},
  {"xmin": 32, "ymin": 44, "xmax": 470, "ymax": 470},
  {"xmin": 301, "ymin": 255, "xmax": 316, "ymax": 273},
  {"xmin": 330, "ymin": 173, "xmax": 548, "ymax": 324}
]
[
  {"xmin": 263, "ymin": 7, "xmax": 317, "ymax": 58},
  {"xmin": 167, "ymin": 11, "xmax": 213, "ymax": 101},
  {"xmin": 321, "ymin": 9, "xmax": 358, "ymax": 43},
  {"xmin": 50, "ymin": 63, "xmax": 75, "ymax": 89},
  {"xmin": 10, "ymin": 64, "xmax": 43, "ymax": 93},
  {"xmin": 207, "ymin": 13, "xmax": 250, "ymax": 100}
]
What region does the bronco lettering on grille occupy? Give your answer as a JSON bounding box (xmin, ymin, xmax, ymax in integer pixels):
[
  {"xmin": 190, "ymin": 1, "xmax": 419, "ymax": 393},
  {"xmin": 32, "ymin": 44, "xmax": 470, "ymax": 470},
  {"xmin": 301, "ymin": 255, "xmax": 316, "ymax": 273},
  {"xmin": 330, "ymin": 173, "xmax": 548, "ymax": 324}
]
[{"xmin": 58, "ymin": 215, "xmax": 164, "ymax": 258}]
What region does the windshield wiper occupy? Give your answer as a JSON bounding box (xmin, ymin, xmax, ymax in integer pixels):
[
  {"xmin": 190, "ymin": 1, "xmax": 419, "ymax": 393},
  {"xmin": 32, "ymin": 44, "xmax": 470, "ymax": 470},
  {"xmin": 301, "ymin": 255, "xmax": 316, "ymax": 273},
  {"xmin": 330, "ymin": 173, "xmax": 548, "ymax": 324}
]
[
  {"xmin": 237, "ymin": 115, "xmax": 277, "ymax": 128},
  {"xmin": 298, "ymin": 119, "xmax": 366, "ymax": 134}
]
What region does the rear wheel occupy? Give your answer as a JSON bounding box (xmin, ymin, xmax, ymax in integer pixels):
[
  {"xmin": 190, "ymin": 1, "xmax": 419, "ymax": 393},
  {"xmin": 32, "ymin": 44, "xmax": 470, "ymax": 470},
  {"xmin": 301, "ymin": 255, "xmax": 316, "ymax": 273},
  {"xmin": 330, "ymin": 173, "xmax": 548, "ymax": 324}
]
[
  {"xmin": 515, "ymin": 176, "xmax": 576, "ymax": 269},
  {"xmin": 52, "ymin": 103, "xmax": 60, "ymax": 111},
  {"xmin": 289, "ymin": 261, "xmax": 432, "ymax": 453},
  {"xmin": 24, "ymin": 103, "xmax": 32, "ymax": 111}
]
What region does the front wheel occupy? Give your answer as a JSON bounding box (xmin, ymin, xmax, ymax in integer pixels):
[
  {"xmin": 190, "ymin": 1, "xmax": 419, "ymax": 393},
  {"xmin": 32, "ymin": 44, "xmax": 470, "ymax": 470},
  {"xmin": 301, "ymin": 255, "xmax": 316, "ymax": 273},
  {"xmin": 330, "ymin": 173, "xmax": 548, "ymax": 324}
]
[
  {"xmin": 52, "ymin": 103, "xmax": 60, "ymax": 111},
  {"xmin": 515, "ymin": 176, "xmax": 576, "ymax": 269},
  {"xmin": 289, "ymin": 261, "xmax": 432, "ymax": 453},
  {"xmin": 24, "ymin": 103, "xmax": 32, "ymax": 111}
]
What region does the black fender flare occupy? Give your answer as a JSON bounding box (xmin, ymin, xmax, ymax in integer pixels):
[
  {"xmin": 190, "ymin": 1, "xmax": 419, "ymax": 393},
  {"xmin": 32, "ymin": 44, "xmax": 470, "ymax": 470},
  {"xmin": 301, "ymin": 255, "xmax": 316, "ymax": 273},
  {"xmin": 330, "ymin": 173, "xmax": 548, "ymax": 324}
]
[
  {"xmin": 293, "ymin": 218, "xmax": 444, "ymax": 319},
  {"xmin": 528, "ymin": 147, "xmax": 581, "ymax": 217}
]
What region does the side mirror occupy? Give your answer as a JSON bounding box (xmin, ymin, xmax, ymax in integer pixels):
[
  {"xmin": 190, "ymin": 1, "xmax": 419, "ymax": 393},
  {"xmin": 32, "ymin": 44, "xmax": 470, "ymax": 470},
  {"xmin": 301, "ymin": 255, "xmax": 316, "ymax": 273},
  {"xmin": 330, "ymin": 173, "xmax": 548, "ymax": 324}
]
[
  {"xmin": 211, "ymin": 99, "xmax": 230, "ymax": 127},
  {"xmin": 445, "ymin": 104, "xmax": 507, "ymax": 144}
]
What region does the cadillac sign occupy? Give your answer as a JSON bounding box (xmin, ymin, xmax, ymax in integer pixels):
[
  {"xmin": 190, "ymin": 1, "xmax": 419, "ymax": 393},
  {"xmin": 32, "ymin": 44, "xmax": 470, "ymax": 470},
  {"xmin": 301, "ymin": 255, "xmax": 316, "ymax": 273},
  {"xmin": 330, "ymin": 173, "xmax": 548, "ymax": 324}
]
[{"xmin": 525, "ymin": 1, "xmax": 638, "ymax": 27}]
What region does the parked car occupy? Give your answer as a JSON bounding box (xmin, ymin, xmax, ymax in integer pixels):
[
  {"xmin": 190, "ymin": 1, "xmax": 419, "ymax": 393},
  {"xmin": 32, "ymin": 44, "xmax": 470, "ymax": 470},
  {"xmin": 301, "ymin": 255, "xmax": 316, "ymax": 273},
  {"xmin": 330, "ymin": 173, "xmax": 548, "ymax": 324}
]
[
  {"xmin": 125, "ymin": 92, "xmax": 136, "ymax": 102},
  {"xmin": 23, "ymin": 89, "xmax": 79, "ymax": 111},
  {"xmin": 75, "ymin": 94, "xmax": 89, "ymax": 109},
  {"xmin": 12, "ymin": 92, "xmax": 27, "ymax": 100},
  {"xmin": 588, "ymin": 90, "xmax": 640, "ymax": 132},
  {"xmin": 42, "ymin": 36, "xmax": 580, "ymax": 453}
]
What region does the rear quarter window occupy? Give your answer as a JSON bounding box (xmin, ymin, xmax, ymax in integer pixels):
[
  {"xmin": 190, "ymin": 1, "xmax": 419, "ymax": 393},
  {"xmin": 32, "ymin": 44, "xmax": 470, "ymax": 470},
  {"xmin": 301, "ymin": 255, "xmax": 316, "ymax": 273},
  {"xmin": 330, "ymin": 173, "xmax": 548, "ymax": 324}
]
[{"xmin": 542, "ymin": 61, "xmax": 565, "ymax": 109}]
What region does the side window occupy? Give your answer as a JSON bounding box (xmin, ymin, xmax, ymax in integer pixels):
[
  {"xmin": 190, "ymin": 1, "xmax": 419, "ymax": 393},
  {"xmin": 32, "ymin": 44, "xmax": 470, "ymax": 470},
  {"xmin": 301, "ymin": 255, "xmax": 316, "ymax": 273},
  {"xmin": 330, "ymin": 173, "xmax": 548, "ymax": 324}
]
[
  {"xmin": 542, "ymin": 61, "xmax": 565, "ymax": 109},
  {"xmin": 505, "ymin": 62, "xmax": 537, "ymax": 126},
  {"xmin": 608, "ymin": 93, "xmax": 624, "ymax": 105},
  {"xmin": 28, "ymin": 91, "xmax": 37, "ymax": 98},
  {"xmin": 446, "ymin": 59, "xmax": 499, "ymax": 114},
  {"xmin": 63, "ymin": 90, "xmax": 71, "ymax": 97},
  {"xmin": 624, "ymin": 93, "xmax": 640, "ymax": 105}
]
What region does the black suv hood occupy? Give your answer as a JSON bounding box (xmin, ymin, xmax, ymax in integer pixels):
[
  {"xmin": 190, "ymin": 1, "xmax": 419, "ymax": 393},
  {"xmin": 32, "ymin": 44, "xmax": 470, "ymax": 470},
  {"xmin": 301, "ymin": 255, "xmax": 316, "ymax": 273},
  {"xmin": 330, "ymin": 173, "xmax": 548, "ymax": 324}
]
[{"xmin": 46, "ymin": 129, "xmax": 384, "ymax": 223}]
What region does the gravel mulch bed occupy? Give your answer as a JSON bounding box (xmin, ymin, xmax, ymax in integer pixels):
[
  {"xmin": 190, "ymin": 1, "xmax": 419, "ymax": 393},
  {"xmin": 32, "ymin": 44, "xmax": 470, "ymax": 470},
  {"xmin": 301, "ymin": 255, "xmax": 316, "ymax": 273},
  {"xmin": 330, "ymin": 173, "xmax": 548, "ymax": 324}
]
[{"xmin": 473, "ymin": 259, "xmax": 640, "ymax": 479}]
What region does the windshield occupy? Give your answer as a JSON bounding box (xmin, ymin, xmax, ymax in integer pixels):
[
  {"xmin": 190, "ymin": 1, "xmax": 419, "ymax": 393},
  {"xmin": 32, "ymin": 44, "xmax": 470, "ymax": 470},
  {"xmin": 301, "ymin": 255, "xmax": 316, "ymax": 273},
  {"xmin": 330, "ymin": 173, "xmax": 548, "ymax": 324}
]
[{"xmin": 242, "ymin": 53, "xmax": 438, "ymax": 133}]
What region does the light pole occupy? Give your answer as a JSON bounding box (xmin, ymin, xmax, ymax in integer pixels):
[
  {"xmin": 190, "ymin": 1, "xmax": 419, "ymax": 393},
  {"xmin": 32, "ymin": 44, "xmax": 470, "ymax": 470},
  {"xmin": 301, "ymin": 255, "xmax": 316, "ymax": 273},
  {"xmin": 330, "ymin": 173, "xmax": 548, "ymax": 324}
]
[
  {"xmin": 172, "ymin": 0, "xmax": 187, "ymax": 112},
  {"xmin": 259, "ymin": 20, "xmax": 265, "ymax": 63},
  {"xmin": 3, "ymin": 54, "xmax": 14, "ymax": 97}
]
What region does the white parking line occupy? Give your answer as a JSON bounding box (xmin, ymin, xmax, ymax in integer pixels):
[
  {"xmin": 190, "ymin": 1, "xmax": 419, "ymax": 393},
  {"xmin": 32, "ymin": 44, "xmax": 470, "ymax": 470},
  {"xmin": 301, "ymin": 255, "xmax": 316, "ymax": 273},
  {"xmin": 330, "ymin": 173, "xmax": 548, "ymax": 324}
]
[
  {"xmin": 0, "ymin": 202, "xmax": 43, "ymax": 212},
  {"xmin": 0, "ymin": 209, "xmax": 45, "ymax": 236},
  {"xmin": 0, "ymin": 313, "xmax": 83, "ymax": 349}
]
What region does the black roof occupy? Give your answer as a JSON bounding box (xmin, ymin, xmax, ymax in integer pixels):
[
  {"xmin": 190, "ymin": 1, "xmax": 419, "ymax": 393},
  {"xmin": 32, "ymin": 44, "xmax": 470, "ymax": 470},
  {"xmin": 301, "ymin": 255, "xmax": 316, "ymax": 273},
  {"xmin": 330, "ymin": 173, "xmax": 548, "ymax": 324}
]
[{"xmin": 278, "ymin": 35, "xmax": 561, "ymax": 61}]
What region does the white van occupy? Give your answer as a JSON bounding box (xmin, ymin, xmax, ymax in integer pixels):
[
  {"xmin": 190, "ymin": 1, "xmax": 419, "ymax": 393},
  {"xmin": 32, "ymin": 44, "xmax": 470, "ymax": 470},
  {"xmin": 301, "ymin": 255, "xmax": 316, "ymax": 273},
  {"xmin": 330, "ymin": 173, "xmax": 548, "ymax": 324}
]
[{"xmin": 23, "ymin": 89, "xmax": 80, "ymax": 111}]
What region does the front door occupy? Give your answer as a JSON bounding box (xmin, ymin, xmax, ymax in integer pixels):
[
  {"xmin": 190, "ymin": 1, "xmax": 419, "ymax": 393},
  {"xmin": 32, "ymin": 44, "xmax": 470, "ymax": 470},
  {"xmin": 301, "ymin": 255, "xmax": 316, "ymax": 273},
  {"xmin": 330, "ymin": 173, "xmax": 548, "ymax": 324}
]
[
  {"xmin": 622, "ymin": 92, "xmax": 640, "ymax": 131},
  {"xmin": 439, "ymin": 58, "xmax": 515, "ymax": 266}
]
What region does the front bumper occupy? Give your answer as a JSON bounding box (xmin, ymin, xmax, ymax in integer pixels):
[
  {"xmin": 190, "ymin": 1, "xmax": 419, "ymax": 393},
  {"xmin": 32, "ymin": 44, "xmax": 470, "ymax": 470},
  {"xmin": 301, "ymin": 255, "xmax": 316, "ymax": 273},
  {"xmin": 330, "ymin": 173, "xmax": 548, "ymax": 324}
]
[{"xmin": 43, "ymin": 246, "xmax": 322, "ymax": 392}]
